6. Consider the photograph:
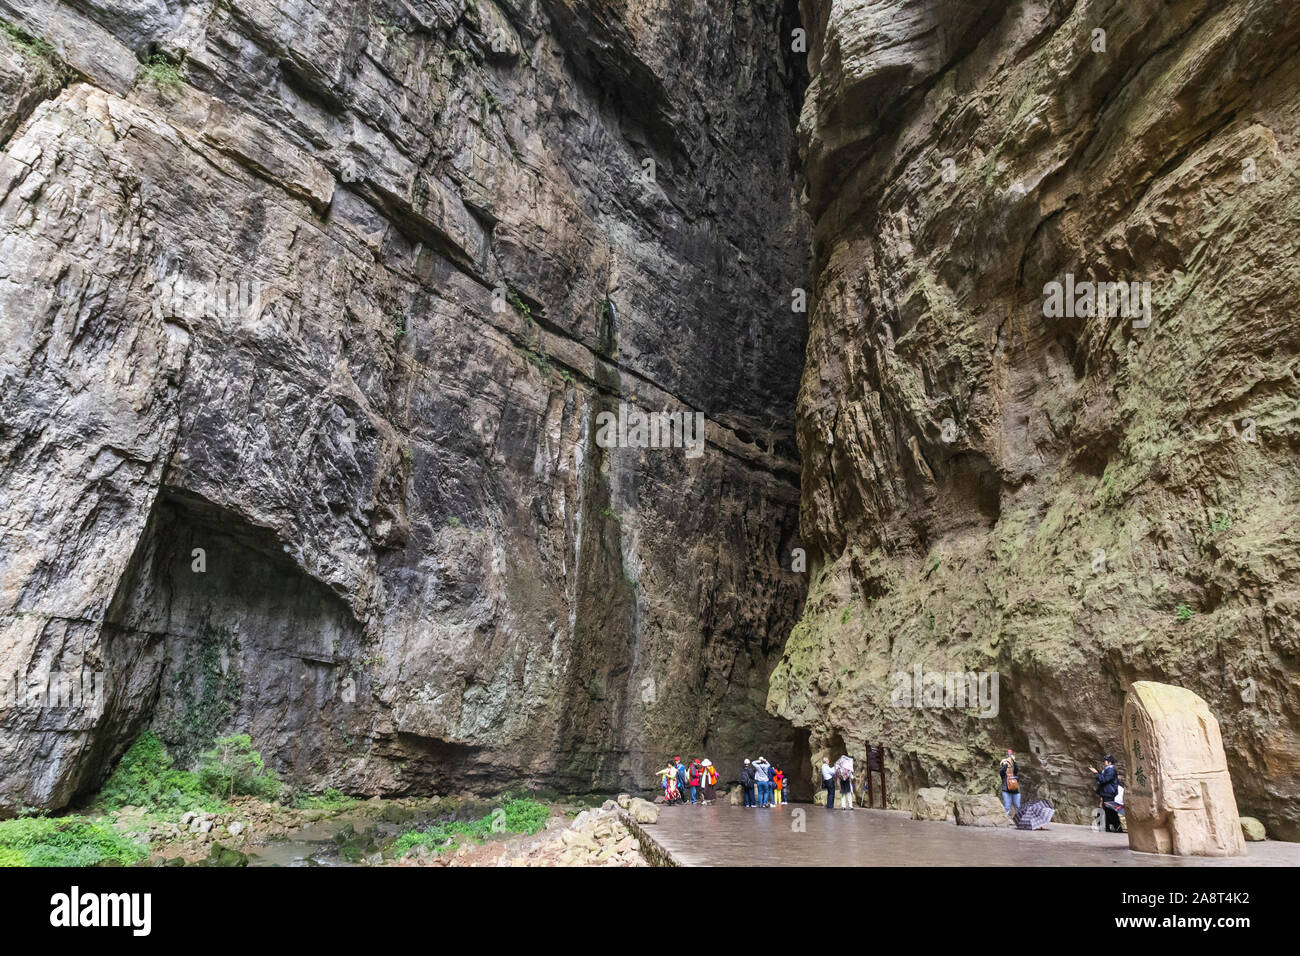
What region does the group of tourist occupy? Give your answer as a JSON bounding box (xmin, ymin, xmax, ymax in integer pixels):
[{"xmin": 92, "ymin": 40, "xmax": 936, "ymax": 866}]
[
  {"xmin": 738, "ymin": 757, "xmax": 787, "ymax": 807},
  {"xmin": 659, "ymin": 755, "xmax": 794, "ymax": 807},
  {"xmin": 659, "ymin": 747, "xmax": 1125, "ymax": 833},
  {"xmin": 658, "ymin": 756, "xmax": 720, "ymax": 805}
]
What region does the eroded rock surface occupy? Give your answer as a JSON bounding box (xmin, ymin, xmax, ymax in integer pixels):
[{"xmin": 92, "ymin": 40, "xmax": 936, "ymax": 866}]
[
  {"xmin": 0, "ymin": 0, "xmax": 810, "ymax": 811},
  {"xmin": 770, "ymin": 0, "xmax": 1300, "ymax": 839},
  {"xmin": 910, "ymin": 786, "xmax": 953, "ymax": 821}
]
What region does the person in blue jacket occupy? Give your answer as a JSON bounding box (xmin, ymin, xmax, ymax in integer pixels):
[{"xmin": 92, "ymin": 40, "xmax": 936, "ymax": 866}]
[{"xmin": 1090, "ymin": 755, "xmax": 1122, "ymax": 832}]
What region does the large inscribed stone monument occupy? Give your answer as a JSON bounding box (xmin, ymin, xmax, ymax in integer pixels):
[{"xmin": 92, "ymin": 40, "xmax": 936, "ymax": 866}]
[{"xmin": 1122, "ymin": 682, "xmax": 1246, "ymax": 857}]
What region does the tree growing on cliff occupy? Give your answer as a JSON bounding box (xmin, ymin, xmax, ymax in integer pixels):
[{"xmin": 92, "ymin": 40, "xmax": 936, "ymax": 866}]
[{"xmin": 198, "ymin": 734, "xmax": 282, "ymax": 801}]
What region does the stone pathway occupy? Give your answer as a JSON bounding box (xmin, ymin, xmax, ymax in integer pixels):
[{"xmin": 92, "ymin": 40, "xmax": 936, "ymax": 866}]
[{"xmin": 647, "ymin": 804, "xmax": 1300, "ymax": 867}]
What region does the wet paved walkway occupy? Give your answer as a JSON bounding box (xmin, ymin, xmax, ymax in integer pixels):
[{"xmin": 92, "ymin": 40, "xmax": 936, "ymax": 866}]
[{"xmin": 649, "ymin": 804, "xmax": 1300, "ymax": 867}]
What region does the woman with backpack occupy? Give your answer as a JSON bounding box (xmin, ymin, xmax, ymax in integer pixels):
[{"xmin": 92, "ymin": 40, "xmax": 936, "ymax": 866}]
[{"xmin": 999, "ymin": 749, "xmax": 1021, "ymax": 816}]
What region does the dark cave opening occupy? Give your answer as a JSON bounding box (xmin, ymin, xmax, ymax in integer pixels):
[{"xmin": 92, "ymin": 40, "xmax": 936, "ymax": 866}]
[{"xmin": 89, "ymin": 489, "xmax": 368, "ymax": 798}]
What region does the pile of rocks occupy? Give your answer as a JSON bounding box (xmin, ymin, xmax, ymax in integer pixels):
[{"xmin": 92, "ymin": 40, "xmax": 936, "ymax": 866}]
[
  {"xmin": 505, "ymin": 802, "xmax": 649, "ymax": 867},
  {"xmin": 175, "ymin": 810, "xmax": 247, "ymax": 840},
  {"xmin": 134, "ymin": 810, "xmax": 250, "ymax": 851}
]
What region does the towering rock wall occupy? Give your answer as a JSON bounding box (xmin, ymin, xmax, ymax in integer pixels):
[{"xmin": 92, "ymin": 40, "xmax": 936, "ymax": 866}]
[
  {"xmin": 770, "ymin": 0, "xmax": 1300, "ymax": 839},
  {"xmin": 0, "ymin": 0, "xmax": 810, "ymax": 811}
]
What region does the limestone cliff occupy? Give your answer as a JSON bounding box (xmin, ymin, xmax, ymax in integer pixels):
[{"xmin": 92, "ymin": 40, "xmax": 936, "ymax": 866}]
[
  {"xmin": 770, "ymin": 0, "xmax": 1300, "ymax": 838},
  {"xmin": 0, "ymin": 0, "xmax": 810, "ymax": 811}
]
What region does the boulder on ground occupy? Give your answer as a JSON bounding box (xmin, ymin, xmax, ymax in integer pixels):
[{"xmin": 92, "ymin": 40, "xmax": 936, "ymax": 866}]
[
  {"xmin": 953, "ymin": 794, "xmax": 1013, "ymax": 827},
  {"xmin": 628, "ymin": 798, "xmax": 659, "ymax": 824},
  {"xmin": 204, "ymin": 843, "xmax": 248, "ymax": 867},
  {"xmin": 1240, "ymin": 817, "xmax": 1266, "ymax": 842},
  {"xmin": 616, "ymin": 793, "xmax": 631, "ymax": 809},
  {"xmin": 729, "ymin": 785, "xmax": 743, "ymax": 806},
  {"xmin": 1122, "ymin": 681, "xmax": 1246, "ymax": 857},
  {"xmin": 912, "ymin": 788, "xmax": 953, "ymax": 821}
]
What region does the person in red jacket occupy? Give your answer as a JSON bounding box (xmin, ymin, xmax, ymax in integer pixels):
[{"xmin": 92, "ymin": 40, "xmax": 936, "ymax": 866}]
[
  {"xmin": 688, "ymin": 759, "xmax": 703, "ymax": 804},
  {"xmin": 772, "ymin": 767, "xmax": 786, "ymax": 806}
]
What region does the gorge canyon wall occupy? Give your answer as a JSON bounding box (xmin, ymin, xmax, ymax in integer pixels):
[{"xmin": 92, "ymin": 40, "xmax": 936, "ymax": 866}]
[
  {"xmin": 0, "ymin": 0, "xmax": 809, "ymax": 811},
  {"xmin": 771, "ymin": 0, "xmax": 1300, "ymax": 838},
  {"xmin": 3, "ymin": 0, "xmax": 1298, "ymax": 841}
]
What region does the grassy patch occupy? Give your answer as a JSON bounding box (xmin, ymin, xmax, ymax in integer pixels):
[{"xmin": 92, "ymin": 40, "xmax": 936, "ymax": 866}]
[
  {"xmin": 293, "ymin": 788, "xmax": 359, "ymax": 812},
  {"xmin": 137, "ymin": 53, "xmax": 182, "ymax": 94},
  {"xmin": 0, "ymin": 816, "xmax": 147, "ymax": 867},
  {"xmin": 1, "ymin": 20, "xmax": 70, "ymax": 85},
  {"xmin": 390, "ymin": 798, "xmax": 550, "ymax": 858}
]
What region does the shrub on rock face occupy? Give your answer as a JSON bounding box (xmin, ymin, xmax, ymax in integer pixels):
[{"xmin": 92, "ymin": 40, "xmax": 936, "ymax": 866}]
[{"xmin": 198, "ymin": 734, "xmax": 281, "ymax": 801}]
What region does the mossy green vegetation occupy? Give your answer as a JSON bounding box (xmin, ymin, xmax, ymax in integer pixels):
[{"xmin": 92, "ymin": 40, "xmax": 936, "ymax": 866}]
[
  {"xmin": 0, "ymin": 816, "xmax": 148, "ymax": 867},
  {"xmin": 198, "ymin": 734, "xmax": 282, "ymax": 801},
  {"xmin": 137, "ymin": 53, "xmax": 182, "ymax": 93},
  {"xmin": 390, "ymin": 798, "xmax": 550, "ymax": 857},
  {"xmin": 98, "ymin": 730, "xmax": 279, "ymax": 815},
  {"xmin": 98, "ymin": 730, "xmax": 222, "ymax": 813},
  {"xmin": 158, "ymin": 625, "xmax": 242, "ymax": 764},
  {"xmin": 1, "ymin": 19, "xmax": 70, "ymax": 85},
  {"xmin": 293, "ymin": 787, "xmax": 359, "ymax": 812}
]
